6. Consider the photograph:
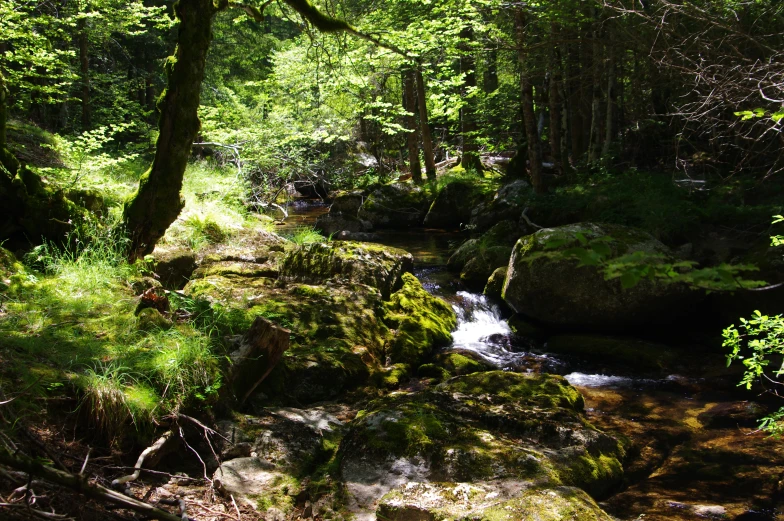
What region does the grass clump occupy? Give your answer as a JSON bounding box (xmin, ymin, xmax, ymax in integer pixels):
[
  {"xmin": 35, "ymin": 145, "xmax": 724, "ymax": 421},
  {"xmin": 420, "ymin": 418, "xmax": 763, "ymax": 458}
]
[
  {"xmin": 285, "ymin": 226, "xmax": 328, "ymax": 245},
  {"xmin": 0, "ymin": 220, "xmax": 225, "ymax": 441}
]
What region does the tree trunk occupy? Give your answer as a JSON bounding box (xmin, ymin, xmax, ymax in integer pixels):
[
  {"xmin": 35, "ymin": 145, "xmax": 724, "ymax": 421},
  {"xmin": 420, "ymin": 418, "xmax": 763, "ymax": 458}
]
[
  {"xmin": 549, "ymin": 24, "xmax": 565, "ymax": 177},
  {"xmin": 402, "ymin": 68, "xmax": 422, "ymax": 184},
  {"xmin": 458, "ymin": 26, "xmax": 483, "ymax": 174},
  {"xmin": 0, "ymin": 71, "xmax": 19, "ymax": 175},
  {"xmin": 516, "ymin": 10, "xmax": 544, "ymax": 194},
  {"xmin": 78, "ymin": 17, "xmax": 91, "ymax": 130},
  {"xmin": 602, "ymin": 42, "xmax": 617, "ymax": 159},
  {"xmin": 415, "ymin": 69, "xmax": 436, "ymax": 180},
  {"xmin": 588, "ymin": 11, "xmax": 604, "ymax": 163},
  {"xmin": 121, "ymin": 0, "xmax": 220, "ymax": 261}
]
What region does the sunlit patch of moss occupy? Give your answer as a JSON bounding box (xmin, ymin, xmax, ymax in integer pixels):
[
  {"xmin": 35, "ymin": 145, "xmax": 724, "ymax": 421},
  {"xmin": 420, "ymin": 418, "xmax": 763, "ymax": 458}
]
[
  {"xmin": 440, "ymin": 371, "xmax": 585, "ymax": 411},
  {"xmin": 384, "ymin": 273, "xmax": 456, "ymax": 366}
]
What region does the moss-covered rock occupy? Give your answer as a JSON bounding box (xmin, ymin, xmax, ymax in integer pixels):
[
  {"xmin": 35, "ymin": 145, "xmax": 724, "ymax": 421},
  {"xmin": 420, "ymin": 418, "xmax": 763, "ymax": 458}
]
[
  {"xmin": 447, "ymin": 220, "xmax": 522, "ymax": 291},
  {"xmin": 423, "ymin": 181, "xmax": 485, "ymax": 229},
  {"xmin": 468, "ymin": 180, "xmax": 533, "ymax": 232},
  {"xmin": 329, "ymin": 190, "xmax": 366, "ymax": 215},
  {"xmin": 483, "ymin": 266, "xmax": 507, "ymax": 300},
  {"xmin": 384, "ymin": 273, "xmax": 457, "ymax": 367},
  {"xmin": 0, "ymin": 246, "xmax": 25, "ymax": 291},
  {"xmin": 151, "ymin": 245, "xmax": 197, "ymax": 290},
  {"xmin": 280, "ymin": 241, "xmax": 413, "ymax": 299},
  {"xmin": 358, "ymin": 182, "xmax": 431, "ymax": 228},
  {"xmin": 136, "ymin": 307, "xmax": 173, "ymax": 331},
  {"xmin": 377, "ymin": 483, "xmax": 613, "ymax": 521},
  {"xmin": 339, "ymin": 371, "xmax": 626, "ymax": 517},
  {"xmin": 0, "ymin": 164, "xmax": 86, "ymax": 249},
  {"xmin": 314, "ymin": 213, "xmax": 372, "ymax": 236},
  {"xmin": 507, "ymin": 314, "xmax": 547, "ymax": 340},
  {"xmin": 502, "ymin": 222, "xmax": 698, "ymax": 331},
  {"xmin": 432, "ymin": 351, "xmax": 490, "ymax": 376}
]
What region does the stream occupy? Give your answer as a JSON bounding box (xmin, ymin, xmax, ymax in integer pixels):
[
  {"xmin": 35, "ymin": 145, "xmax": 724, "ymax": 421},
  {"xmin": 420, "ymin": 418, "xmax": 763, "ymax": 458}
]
[{"xmin": 278, "ymin": 201, "xmax": 784, "ymax": 521}]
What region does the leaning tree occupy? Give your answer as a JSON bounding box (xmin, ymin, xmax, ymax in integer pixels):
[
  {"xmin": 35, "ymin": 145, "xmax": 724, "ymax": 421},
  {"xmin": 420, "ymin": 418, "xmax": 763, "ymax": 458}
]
[{"xmin": 120, "ymin": 0, "xmax": 377, "ymax": 260}]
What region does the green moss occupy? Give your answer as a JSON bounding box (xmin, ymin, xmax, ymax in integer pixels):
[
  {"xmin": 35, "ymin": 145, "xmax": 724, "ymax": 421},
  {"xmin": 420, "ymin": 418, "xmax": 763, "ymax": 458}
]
[
  {"xmin": 559, "ymin": 453, "xmax": 624, "ymax": 499},
  {"xmin": 477, "ymin": 486, "xmax": 613, "ymax": 521},
  {"xmin": 417, "ymin": 363, "xmax": 451, "ymax": 381},
  {"xmin": 435, "ymin": 352, "xmax": 487, "ymax": 376},
  {"xmin": 440, "ymin": 371, "xmax": 584, "ymax": 411},
  {"xmin": 379, "ymin": 362, "xmax": 410, "ymax": 388},
  {"xmin": 384, "ymin": 273, "xmax": 457, "ymax": 366}
]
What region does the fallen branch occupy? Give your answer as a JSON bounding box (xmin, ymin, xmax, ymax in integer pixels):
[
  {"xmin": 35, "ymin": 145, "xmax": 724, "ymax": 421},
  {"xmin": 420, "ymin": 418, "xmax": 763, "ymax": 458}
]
[
  {"xmin": 0, "ymin": 447, "xmax": 190, "ymax": 521},
  {"xmin": 111, "ymin": 431, "xmax": 174, "ymax": 489},
  {"xmin": 520, "ymin": 207, "xmax": 543, "ymax": 230}
]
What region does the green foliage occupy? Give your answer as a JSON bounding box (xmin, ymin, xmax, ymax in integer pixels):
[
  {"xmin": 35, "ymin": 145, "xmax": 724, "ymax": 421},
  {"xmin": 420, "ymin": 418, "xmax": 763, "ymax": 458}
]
[
  {"xmin": 723, "ymin": 217, "xmax": 784, "ymax": 435},
  {"xmin": 285, "ymin": 226, "xmax": 328, "ymax": 245},
  {"xmin": 539, "ymin": 230, "xmax": 766, "ymax": 292}
]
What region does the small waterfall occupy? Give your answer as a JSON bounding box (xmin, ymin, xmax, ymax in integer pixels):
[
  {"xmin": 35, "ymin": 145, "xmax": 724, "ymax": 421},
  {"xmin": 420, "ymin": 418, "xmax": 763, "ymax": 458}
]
[{"xmin": 449, "ymin": 292, "xmax": 523, "ymax": 367}]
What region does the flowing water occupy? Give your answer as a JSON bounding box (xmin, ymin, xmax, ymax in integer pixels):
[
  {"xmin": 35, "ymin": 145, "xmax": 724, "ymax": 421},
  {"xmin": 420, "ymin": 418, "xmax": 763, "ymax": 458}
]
[{"xmin": 284, "ymin": 200, "xmax": 784, "ymax": 521}]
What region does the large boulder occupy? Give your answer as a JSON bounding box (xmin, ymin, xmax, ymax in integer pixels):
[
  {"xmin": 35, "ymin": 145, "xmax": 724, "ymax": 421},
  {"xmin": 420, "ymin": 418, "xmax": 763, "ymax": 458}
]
[
  {"xmin": 280, "ymin": 241, "xmax": 413, "ymax": 299},
  {"xmin": 339, "ymin": 371, "xmax": 626, "ymax": 518},
  {"xmin": 358, "ymin": 183, "xmax": 431, "ymax": 228},
  {"xmin": 468, "ymin": 179, "xmax": 532, "ymax": 231},
  {"xmin": 502, "ymin": 222, "xmax": 696, "ymax": 331},
  {"xmin": 423, "ymin": 181, "xmax": 486, "ymax": 229},
  {"xmin": 330, "ymin": 190, "xmax": 367, "ymax": 215}
]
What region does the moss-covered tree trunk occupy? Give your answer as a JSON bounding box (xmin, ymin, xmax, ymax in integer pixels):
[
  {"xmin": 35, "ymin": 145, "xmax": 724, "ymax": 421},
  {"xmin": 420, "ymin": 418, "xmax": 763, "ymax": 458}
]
[
  {"xmin": 415, "ymin": 69, "xmax": 436, "ymax": 180},
  {"xmin": 458, "ymin": 26, "xmax": 483, "ymax": 175},
  {"xmin": 121, "ymin": 0, "xmax": 221, "ymax": 261},
  {"xmin": 403, "ymin": 68, "xmax": 422, "ymax": 185},
  {"xmin": 0, "ymin": 71, "xmax": 18, "ymax": 175},
  {"xmin": 516, "ymin": 10, "xmax": 544, "ymax": 194}
]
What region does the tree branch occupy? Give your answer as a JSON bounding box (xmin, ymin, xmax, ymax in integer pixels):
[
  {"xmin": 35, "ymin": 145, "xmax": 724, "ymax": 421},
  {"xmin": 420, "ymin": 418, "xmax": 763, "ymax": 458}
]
[{"xmin": 0, "ymin": 446, "xmax": 190, "ymax": 521}]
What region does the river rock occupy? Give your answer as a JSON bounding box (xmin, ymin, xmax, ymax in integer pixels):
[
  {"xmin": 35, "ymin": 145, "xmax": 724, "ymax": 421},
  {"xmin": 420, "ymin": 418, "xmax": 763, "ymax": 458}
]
[
  {"xmin": 280, "ymin": 241, "xmax": 413, "ymax": 299},
  {"xmin": 384, "ymin": 273, "xmax": 456, "ymax": 367},
  {"xmin": 503, "ymin": 222, "xmax": 696, "ymax": 331},
  {"xmin": 447, "ymin": 220, "xmax": 523, "ymax": 291},
  {"xmin": 378, "ymin": 483, "xmax": 614, "ymax": 521},
  {"xmin": 330, "ymin": 190, "xmax": 367, "ymax": 215},
  {"xmin": 339, "ymin": 371, "xmax": 626, "ymax": 518},
  {"xmin": 423, "ymin": 181, "xmax": 485, "ymax": 229},
  {"xmin": 468, "ymin": 179, "xmax": 533, "ymax": 231},
  {"xmin": 151, "ymin": 246, "xmax": 197, "ymax": 290},
  {"xmin": 358, "ymin": 183, "xmax": 431, "ymax": 228},
  {"xmin": 314, "ymin": 213, "xmax": 373, "ymax": 236},
  {"xmin": 229, "ymin": 316, "xmax": 291, "ymax": 404},
  {"xmin": 483, "ymin": 266, "xmax": 507, "ymax": 300}
]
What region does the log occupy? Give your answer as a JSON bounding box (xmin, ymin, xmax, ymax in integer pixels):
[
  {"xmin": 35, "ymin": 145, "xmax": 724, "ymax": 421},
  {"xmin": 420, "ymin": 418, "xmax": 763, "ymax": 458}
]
[
  {"xmin": 0, "ymin": 447, "xmax": 190, "ymax": 521},
  {"xmin": 229, "ymin": 316, "xmax": 291, "ymax": 404}
]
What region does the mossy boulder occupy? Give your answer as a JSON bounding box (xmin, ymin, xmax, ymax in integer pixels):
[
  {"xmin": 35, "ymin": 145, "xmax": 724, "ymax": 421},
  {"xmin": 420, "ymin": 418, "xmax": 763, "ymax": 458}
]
[
  {"xmin": 447, "ymin": 220, "xmax": 522, "ymax": 291},
  {"xmin": 468, "ymin": 179, "xmax": 533, "ymax": 232},
  {"xmin": 314, "ymin": 213, "xmax": 372, "ymax": 236},
  {"xmin": 546, "ymin": 334, "xmax": 683, "ymax": 372},
  {"xmin": 358, "ymin": 182, "xmax": 431, "ymax": 228},
  {"xmin": 0, "ymin": 246, "xmax": 25, "ymax": 291},
  {"xmin": 192, "ymin": 228, "xmax": 288, "ymax": 281},
  {"xmin": 384, "ymin": 272, "xmax": 457, "ymax": 367},
  {"xmin": 483, "ymin": 266, "xmax": 507, "ymax": 300},
  {"xmin": 136, "ymin": 307, "xmax": 173, "ymax": 331},
  {"xmin": 339, "ymin": 371, "xmax": 626, "ymax": 517},
  {"xmin": 432, "ymin": 351, "xmax": 490, "ymax": 376},
  {"xmin": 423, "ymin": 181, "xmax": 485, "ymax": 229},
  {"xmin": 151, "ymin": 245, "xmax": 197, "ymax": 290},
  {"xmin": 0, "ymin": 165, "xmax": 86, "ymax": 249},
  {"xmin": 378, "ymin": 483, "xmax": 613, "ymax": 521},
  {"xmin": 65, "ymin": 188, "xmax": 106, "ymax": 215},
  {"xmin": 502, "ymin": 222, "xmax": 697, "ymax": 331},
  {"xmin": 330, "ymin": 190, "xmax": 366, "ymax": 215},
  {"xmin": 280, "ymin": 241, "xmax": 413, "ymax": 299}
]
